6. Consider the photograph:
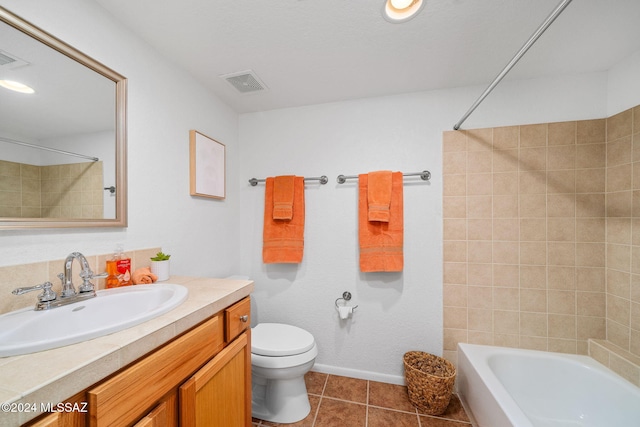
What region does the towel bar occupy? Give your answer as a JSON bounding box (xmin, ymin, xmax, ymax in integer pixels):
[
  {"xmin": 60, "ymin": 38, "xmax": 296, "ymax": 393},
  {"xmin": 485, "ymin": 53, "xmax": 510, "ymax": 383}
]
[
  {"xmin": 249, "ymin": 175, "xmax": 328, "ymax": 186},
  {"xmin": 336, "ymin": 170, "xmax": 431, "ymax": 184}
]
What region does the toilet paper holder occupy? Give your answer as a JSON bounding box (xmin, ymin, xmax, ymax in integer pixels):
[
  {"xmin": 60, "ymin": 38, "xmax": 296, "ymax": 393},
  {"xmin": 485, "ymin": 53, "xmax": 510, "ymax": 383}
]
[{"xmin": 335, "ymin": 291, "xmax": 358, "ymax": 311}]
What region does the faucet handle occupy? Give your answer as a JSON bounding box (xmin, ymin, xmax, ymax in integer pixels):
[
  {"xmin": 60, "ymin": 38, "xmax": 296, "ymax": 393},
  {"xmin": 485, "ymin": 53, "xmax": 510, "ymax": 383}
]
[
  {"xmin": 91, "ymin": 272, "xmax": 109, "ymax": 279},
  {"xmin": 78, "ymin": 271, "xmax": 107, "ymax": 293},
  {"xmin": 12, "ymin": 281, "xmax": 57, "ymax": 302}
]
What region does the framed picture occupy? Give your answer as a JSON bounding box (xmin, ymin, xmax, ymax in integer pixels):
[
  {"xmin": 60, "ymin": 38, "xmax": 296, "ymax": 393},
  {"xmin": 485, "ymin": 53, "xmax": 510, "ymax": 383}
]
[{"xmin": 189, "ymin": 130, "xmax": 226, "ymax": 199}]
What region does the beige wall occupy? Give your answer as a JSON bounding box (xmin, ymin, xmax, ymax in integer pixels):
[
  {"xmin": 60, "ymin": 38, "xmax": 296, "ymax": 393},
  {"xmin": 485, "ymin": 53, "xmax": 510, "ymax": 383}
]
[
  {"xmin": 0, "ymin": 160, "xmax": 104, "ymax": 218},
  {"xmin": 443, "ymin": 105, "xmax": 640, "ymax": 365}
]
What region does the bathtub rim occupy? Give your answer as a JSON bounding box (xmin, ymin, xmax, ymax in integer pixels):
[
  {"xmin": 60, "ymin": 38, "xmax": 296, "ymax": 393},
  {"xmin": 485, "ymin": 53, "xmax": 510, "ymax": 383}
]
[
  {"xmin": 457, "ymin": 343, "xmax": 530, "ymax": 427},
  {"xmin": 456, "ymin": 342, "xmax": 640, "ymax": 427}
]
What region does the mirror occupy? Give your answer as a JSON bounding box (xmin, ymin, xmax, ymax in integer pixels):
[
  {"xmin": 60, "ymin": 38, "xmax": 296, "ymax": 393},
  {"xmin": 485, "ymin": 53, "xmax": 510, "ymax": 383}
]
[{"xmin": 0, "ymin": 6, "xmax": 127, "ymax": 229}]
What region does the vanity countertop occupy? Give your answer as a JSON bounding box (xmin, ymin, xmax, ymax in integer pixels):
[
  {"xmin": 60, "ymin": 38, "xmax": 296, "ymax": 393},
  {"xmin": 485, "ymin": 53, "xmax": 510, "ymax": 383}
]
[{"xmin": 0, "ymin": 276, "xmax": 253, "ymax": 426}]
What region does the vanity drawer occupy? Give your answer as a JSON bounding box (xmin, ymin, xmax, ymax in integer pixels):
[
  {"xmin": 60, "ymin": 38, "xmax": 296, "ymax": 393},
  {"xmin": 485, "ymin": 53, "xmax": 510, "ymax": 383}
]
[
  {"xmin": 225, "ymin": 297, "xmax": 251, "ymax": 342},
  {"xmin": 88, "ymin": 315, "xmax": 224, "ymax": 427}
]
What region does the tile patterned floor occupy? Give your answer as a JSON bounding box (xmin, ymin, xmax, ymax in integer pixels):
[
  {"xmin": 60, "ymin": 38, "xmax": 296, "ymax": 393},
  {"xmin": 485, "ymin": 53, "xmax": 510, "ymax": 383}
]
[{"xmin": 252, "ymin": 372, "xmax": 472, "ymax": 427}]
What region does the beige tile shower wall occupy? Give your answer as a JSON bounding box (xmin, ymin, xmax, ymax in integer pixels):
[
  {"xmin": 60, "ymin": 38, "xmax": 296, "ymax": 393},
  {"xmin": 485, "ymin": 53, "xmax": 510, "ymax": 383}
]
[
  {"xmin": 41, "ymin": 161, "xmax": 104, "ymax": 219},
  {"xmin": 0, "ymin": 160, "xmax": 22, "ymax": 217},
  {"xmin": 0, "ymin": 160, "xmax": 103, "ymax": 219},
  {"xmin": 21, "ymin": 164, "xmax": 42, "ymax": 217},
  {"xmin": 442, "ymin": 119, "xmax": 608, "ymax": 363},
  {"xmin": 605, "ymin": 106, "xmax": 640, "ymax": 357},
  {"xmin": 0, "ymin": 160, "xmax": 42, "ymax": 218}
]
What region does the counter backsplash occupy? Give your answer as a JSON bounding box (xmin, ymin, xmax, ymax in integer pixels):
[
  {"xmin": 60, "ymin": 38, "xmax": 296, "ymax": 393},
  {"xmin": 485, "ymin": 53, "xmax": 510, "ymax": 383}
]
[{"xmin": 0, "ymin": 247, "xmax": 162, "ymax": 315}]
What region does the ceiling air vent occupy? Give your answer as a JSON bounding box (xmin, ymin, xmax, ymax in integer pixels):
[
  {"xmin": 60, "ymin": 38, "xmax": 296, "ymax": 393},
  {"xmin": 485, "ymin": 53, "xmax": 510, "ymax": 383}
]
[
  {"xmin": 0, "ymin": 50, "xmax": 29, "ymax": 69},
  {"xmin": 0, "ymin": 51, "xmax": 16, "ymax": 66},
  {"xmin": 220, "ymin": 70, "xmax": 268, "ymax": 94}
]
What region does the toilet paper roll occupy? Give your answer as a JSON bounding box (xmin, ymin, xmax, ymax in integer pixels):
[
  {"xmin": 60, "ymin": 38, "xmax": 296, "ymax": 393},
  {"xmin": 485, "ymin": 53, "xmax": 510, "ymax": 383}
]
[{"xmin": 338, "ymin": 306, "xmax": 353, "ymax": 320}]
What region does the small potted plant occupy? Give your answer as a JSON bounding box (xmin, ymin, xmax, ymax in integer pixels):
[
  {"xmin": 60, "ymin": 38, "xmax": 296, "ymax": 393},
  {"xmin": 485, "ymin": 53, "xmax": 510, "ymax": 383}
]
[{"xmin": 150, "ymin": 251, "xmax": 171, "ymax": 282}]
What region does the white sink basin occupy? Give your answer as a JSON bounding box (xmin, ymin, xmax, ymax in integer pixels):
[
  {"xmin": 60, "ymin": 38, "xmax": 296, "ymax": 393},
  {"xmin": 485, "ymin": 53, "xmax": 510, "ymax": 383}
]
[{"xmin": 0, "ymin": 283, "xmax": 188, "ymax": 357}]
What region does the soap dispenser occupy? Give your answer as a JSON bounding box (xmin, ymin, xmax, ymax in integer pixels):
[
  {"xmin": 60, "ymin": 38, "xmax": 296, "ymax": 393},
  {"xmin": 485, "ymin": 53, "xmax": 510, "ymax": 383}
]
[
  {"xmin": 106, "ymin": 244, "xmax": 131, "ymax": 288},
  {"xmin": 105, "ymin": 257, "xmax": 119, "ymax": 289}
]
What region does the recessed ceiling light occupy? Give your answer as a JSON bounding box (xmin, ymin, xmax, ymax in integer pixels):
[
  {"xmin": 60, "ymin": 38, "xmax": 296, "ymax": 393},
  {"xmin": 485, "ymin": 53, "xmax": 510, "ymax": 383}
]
[
  {"xmin": 382, "ymin": 0, "xmax": 425, "ymax": 23},
  {"xmin": 0, "ymin": 79, "xmax": 35, "ymax": 94}
]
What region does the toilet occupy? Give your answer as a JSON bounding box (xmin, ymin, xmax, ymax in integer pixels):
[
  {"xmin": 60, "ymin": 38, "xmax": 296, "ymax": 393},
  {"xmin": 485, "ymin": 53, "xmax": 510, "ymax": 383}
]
[{"xmin": 251, "ymin": 322, "xmax": 318, "ymax": 423}]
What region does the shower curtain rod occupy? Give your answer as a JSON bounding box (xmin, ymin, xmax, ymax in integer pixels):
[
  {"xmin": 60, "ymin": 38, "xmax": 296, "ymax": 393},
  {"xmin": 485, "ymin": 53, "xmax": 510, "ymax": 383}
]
[
  {"xmin": 453, "ymin": 0, "xmax": 574, "ymax": 131},
  {"xmin": 0, "ymin": 136, "xmax": 99, "ymax": 162}
]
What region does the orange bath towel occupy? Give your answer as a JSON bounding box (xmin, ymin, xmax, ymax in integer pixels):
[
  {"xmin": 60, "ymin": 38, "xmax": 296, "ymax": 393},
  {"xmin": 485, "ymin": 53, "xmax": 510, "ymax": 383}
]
[
  {"xmin": 273, "ymin": 175, "xmax": 295, "ymax": 220},
  {"xmin": 359, "ymin": 172, "xmax": 403, "ymax": 272},
  {"xmin": 263, "ymin": 176, "xmax": 305, "ymax": 263},
  {"xmin": 367, "ymin": 170, "xmax": 392, "ymax": 222}
]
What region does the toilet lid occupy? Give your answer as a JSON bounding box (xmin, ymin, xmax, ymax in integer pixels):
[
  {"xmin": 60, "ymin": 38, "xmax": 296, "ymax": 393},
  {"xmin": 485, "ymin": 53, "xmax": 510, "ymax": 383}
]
[{"xmin": 252, "ymin": 323, "xmax": 315, "ymax": 357}]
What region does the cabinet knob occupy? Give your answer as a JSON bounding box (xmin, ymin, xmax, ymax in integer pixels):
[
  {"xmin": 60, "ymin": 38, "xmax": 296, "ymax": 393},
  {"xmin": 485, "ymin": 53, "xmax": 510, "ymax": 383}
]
[{"xmin": 239, "ymin": 315, "xmax": 249, "ymax": 323}]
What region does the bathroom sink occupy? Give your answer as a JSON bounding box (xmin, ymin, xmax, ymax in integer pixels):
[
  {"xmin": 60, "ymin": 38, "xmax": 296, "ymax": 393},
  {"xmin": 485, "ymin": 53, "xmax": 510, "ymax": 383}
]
[{"xmin": 0, "ymin": 283, "xmax": 188, "ymax": 357}]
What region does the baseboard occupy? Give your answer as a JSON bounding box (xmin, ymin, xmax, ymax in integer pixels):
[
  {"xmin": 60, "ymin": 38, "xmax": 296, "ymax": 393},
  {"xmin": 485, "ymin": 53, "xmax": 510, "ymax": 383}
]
[{"xmin": 311, "ymin": 363, "xmax": 405, "ymax": 386}]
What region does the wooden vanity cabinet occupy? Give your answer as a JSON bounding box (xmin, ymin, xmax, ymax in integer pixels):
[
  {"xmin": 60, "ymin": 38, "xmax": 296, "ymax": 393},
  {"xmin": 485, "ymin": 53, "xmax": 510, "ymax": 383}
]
[
  {"xmin": 179, "ymin": 296, "xmax": 252, "ymax": 427},
  {"xmin": 23, "ymin": 297, "xmax": 251, "ymax": 427}
]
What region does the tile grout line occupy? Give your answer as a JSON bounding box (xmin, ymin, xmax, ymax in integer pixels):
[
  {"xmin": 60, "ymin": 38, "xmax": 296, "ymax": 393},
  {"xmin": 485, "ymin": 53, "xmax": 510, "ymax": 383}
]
[
  {"xmin": 365, "ymin": 380, "xmax": 369, "ymax": 426},
  {"xmin": 312, "ymin": 374, "xmax": 330, "ymax": 427}
]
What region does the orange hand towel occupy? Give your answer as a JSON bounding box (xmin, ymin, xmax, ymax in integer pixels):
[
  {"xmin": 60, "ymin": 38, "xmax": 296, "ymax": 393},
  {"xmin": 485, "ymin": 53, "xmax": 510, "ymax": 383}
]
[
  {"xmin": 359, "ymin": 172, "xmax": 403, "ymax": 272},
  {"xmin": 367, "ymin": 170, "xmax": 392, "ymax": 222},
  {"xmin": 273, "ymin": 175, "xmax": 295, "ymax": 220},
  {"xmin": 131, "ymin": 267, "xmax": 158, "ymax": 285},
  {"xmin": 263, "ymin": 176, "xmax": 305, "ymax": 263}
]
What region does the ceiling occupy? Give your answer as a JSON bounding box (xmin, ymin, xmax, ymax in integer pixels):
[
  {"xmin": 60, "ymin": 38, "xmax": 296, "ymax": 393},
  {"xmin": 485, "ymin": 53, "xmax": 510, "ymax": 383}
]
[
  {"xmin": 0, "ymin": 17, "xmax": 115, "ymax": 141},
  {"xmin": 94, "ymin": 0, "xmax": 640, "ymax": 114}
]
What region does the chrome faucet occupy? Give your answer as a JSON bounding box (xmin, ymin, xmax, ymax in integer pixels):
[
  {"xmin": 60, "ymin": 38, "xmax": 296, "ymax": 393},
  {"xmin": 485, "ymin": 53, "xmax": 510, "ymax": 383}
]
[
  {"xmin": 61, "ymin": 251, "xmax": 102, "ymax": 297},
  {"xmin": 12, "ymin": 251, "xmax": 107, "ymax": 311}
]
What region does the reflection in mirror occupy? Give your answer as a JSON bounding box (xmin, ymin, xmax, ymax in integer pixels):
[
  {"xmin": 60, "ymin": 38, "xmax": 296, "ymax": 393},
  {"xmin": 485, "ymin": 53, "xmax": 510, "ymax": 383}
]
[{"xmin": 0, "ymin": 6, "xmax": 127, "ymax": 228}]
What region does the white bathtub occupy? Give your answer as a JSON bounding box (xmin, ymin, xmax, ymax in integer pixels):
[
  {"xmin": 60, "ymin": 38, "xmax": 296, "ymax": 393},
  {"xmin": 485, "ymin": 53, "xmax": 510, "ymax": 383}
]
[{"xmin": 457, "ymin": 343, "xmax": 640, "ymax": 427}]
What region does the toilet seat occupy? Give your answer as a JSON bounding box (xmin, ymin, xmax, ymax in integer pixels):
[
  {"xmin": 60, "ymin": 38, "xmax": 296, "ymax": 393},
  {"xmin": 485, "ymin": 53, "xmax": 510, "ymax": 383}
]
[{"xmin": 252, "ymin": 323, "xmax": 315, "ymax": 356}]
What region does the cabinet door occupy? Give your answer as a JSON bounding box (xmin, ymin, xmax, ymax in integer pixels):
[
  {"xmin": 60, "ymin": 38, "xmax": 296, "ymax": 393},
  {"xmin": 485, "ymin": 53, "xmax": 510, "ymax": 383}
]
[
  {"xmin": 132, "ymin": 391, "xmax": 178, "ymax": 427},
  {"xmin": 180, "ymin": 331, "xmax": 251, "ymax": 427},
  {"xmin": 88, "ymin": 316, "xmax": 222, "ymax": 427},
  {"xmin": 132, "ymin": 400, "xmax": 167, "ymax": 427},
  {"xmin": 132, "ymin": 402, "xmax": 166, "ymax": 427}
]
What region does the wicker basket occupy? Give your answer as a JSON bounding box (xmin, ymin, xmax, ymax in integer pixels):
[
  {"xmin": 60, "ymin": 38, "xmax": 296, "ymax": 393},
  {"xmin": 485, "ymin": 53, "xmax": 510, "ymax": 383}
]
[{"xmin": 403, "ymin": 351, "xmax": 456, "ymax": 415}]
